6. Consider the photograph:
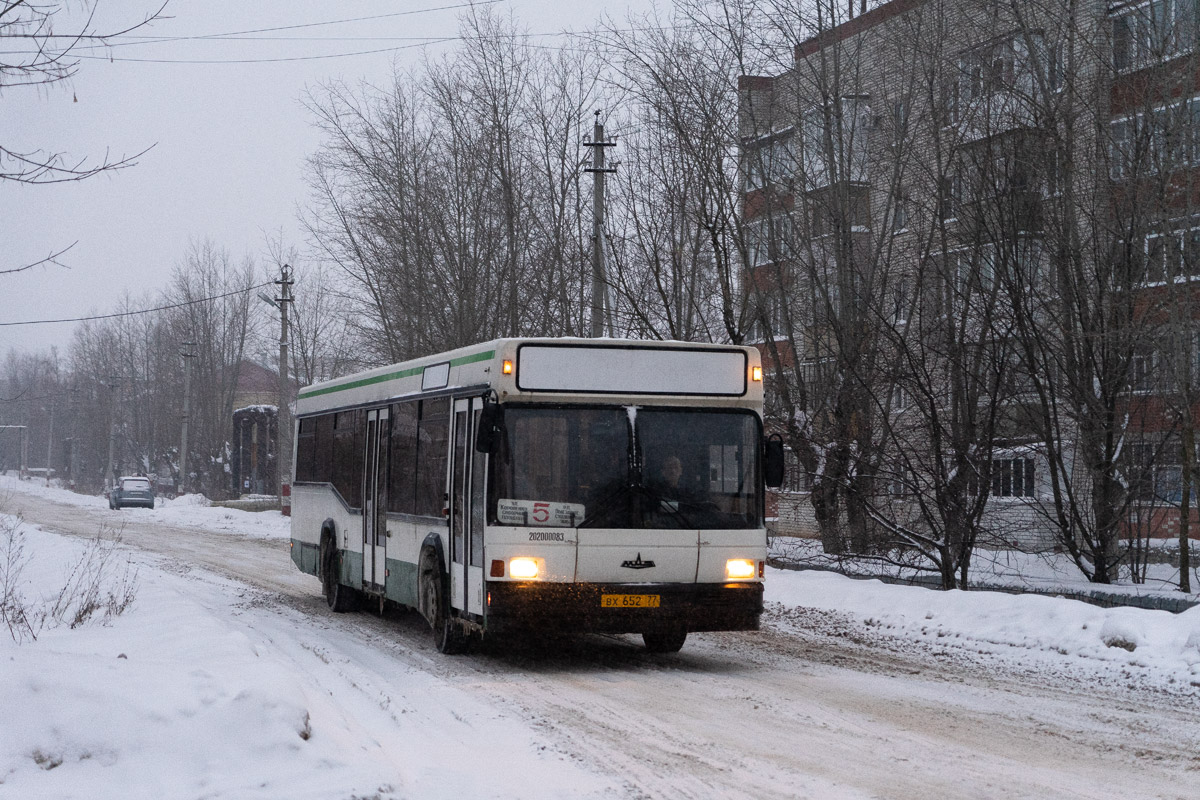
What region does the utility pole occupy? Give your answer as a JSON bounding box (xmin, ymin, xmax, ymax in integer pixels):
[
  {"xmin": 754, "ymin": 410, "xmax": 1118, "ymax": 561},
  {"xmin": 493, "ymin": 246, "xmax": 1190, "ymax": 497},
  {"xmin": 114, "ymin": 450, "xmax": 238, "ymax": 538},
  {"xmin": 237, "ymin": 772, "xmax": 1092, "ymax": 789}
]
[
  {"xmin": 276, "ymin": 263, "xmax": 294, "ymax": 515},
  {"xmin": 45, "ymin": 400, "xmax": 54, "ymax": 481},
  {"xmin": 105, "ymin": 377, "xmax": 121, "ymax": 491},
  {"xmin": 584, "ymin": 110, "xmax": 617, "ymax": 338},
  {"xmin": 180, "ymin": 340, "xmax": 195, "ymax": 495}
]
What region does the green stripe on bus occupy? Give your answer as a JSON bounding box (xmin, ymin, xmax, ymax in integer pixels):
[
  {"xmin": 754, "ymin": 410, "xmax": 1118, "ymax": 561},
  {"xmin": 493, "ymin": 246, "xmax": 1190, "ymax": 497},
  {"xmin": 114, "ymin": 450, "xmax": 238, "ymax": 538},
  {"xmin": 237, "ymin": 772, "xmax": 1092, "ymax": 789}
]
[{"xmin": 298, "ymin": 349, "xmax": 495, "ymax": 400}]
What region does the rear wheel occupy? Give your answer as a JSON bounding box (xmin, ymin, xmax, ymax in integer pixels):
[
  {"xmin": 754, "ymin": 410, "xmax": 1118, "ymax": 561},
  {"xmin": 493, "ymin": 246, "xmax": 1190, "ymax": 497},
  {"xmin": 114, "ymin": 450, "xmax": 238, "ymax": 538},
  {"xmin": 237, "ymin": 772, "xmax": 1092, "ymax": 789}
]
[
  {"xmin": 643, "ymin": 626, "xmax": 687, "ymax": 653},
  {"xmin": 420, "ymin": 548, "xmax": 467, "ymax": 654},
  {"xmin": 320, "ymin": 534, "xmax": 359, "ymax": 612}
]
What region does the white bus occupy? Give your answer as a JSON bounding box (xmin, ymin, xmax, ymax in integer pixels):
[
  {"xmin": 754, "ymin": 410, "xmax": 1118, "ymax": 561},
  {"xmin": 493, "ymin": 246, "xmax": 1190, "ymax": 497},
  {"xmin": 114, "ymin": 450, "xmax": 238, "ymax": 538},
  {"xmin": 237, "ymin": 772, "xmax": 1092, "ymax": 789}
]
[{"xmin": 290, "ymin": 338, "xmax": 784, "ymax": 653}]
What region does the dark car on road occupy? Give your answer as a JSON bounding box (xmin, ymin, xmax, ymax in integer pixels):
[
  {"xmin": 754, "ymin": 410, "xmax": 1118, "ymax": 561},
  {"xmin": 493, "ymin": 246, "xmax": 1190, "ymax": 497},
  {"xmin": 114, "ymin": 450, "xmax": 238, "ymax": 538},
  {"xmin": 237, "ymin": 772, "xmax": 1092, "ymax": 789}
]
[{"xmin": 109, "ymin": 476, "xmax": 155, "ymax": 510}]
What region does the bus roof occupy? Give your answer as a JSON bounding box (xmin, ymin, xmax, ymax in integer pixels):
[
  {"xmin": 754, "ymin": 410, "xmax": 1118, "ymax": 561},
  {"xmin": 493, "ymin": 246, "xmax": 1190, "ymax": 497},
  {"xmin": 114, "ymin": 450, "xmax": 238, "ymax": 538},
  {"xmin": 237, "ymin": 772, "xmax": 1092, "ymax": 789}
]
[{"xmin": 295, "ymin": 338, "xmax": 763, "ymax": 416}]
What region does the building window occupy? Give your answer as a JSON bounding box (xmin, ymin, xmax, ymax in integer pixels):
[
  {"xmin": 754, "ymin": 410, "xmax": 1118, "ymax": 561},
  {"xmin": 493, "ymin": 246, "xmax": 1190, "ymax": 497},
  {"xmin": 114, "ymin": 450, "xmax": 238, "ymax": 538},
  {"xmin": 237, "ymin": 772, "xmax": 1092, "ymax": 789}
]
[
  {"xmin": 893, "ymin": 190, "xmax": 910, "ymax": 232},
  {"xmin": 744, "ymin": 133, "xmax": 795, "ymax": 192},
  {"xmin": 752, "ymin": 291, "xmax": 787, "ymax": 341},
  {"xmin": 1110, "ymin": 96, "xmax": 1200, "ymax": 180},
  {"xmin": 891, "ymin": 100, "xmax": 909, "ymax": 148},
  {"xmin": 970, "ymin": 458, "xmax": 1035, "ymax": 498},
  {"xmin": 810, "ymin": 185, "xmax": 871, "ymax": 236},
  {"xmin": 799, "ymin": 358, "xmax": 834, "ymax": 410},
  {"xmin": 1126, "ymin": 439, "xmax": 1198, "ymax": 503},
  {"xmin": 781, "ymin": 447, "xmax": 809, "ymax": 493},
  {"xmin": 889, "ymin": 277, "xmax": 909, "ymax": 324},
  {"xmin": 992, "ymin": 458, "xmax": 1035, "ymax": 498},
  {"xmin": 745, "ymin": 215, "xmax": 793, "ymax": 267},
  {"xmin": 888, "ymin": 468, "xmax": 911, "ymax": 497},
  {"xmin": 1131, "ymin": 346, "xmax": 1156, "ymax": 392},
  {"xmin": 800, "ymin": 96, "xmax": 870, "ymax": 189},
  {"xmin": 938, "ymin": 173, "xmax": 962, "ymax": 220},
  {"xmin": 1113, "ymin": 0, "xmax": 1197, "ymax": 72}
]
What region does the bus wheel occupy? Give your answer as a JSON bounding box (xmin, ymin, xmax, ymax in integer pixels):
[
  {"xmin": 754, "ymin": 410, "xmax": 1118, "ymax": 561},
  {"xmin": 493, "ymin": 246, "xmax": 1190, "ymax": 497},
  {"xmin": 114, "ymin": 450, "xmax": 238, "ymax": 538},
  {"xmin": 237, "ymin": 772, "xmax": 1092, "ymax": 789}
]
[
  {"xmin": 320, "ymin": 535, "xmax": 358, "ymax": 613},
  {"xmin": 419, "ymin": 548, "xmax": 467, "ymax": 655},
  {"xmin": 643, "ymin": 627, "xmax": 687, "ymax": 653}
]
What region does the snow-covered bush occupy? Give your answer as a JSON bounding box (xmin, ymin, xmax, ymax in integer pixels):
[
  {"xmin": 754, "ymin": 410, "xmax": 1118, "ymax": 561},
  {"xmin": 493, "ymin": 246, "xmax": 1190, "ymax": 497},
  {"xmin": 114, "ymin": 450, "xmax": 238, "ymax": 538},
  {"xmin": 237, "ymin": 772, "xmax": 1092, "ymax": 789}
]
[{"xmin": 1, "ymin": 502, "xmax": 138, "ymax": 643}]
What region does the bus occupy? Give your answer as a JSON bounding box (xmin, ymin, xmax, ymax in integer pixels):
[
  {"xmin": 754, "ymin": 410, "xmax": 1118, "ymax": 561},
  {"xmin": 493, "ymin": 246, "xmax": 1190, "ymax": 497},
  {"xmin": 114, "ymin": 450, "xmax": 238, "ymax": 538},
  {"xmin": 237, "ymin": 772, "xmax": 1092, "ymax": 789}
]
[{"xmin": 289, "ymin": 338, "xmax": 784, "ymax": 653}]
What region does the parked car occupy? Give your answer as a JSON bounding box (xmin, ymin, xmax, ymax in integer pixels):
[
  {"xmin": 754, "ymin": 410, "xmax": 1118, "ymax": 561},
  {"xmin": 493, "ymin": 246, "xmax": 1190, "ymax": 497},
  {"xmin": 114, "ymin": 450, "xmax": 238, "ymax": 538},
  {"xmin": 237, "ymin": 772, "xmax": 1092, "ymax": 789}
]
[{"xmin": 109, "ymin": 476, "xmax": 155, "ymax": 510}]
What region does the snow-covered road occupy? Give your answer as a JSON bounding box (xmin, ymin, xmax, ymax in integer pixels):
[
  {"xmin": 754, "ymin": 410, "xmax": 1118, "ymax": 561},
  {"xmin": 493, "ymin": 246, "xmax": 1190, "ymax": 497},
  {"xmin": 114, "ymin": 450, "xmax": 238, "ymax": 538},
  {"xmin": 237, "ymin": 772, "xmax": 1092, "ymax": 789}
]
[{"xmin": 5, "ymin": 488, "xmax": 1199, "ymax": 799}]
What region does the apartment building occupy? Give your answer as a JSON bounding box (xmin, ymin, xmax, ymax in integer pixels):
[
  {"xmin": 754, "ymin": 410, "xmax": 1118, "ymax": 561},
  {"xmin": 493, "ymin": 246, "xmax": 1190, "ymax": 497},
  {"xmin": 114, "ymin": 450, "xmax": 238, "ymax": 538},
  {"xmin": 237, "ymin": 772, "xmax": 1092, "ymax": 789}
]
[{"xmin": 740, "ymin": 0, "xmax": 1200, "ymax": 575}]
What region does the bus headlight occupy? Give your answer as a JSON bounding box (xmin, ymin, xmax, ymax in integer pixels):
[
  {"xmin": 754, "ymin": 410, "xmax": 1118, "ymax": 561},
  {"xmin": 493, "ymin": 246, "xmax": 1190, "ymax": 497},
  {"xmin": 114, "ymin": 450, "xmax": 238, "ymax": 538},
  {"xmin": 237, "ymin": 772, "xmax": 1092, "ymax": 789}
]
[
  {"xmin": 509, "ymin": 557, "xmax": 541, "ymax": 579},
  {"xmin": 725, "ymin": 559, "xmax": 756, "ymax": 579}
]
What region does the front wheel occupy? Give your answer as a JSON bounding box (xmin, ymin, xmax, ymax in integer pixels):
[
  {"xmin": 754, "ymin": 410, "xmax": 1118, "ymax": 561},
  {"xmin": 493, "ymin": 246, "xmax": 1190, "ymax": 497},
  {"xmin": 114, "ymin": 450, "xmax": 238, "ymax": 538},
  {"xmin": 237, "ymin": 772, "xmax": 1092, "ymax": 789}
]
[
  {"xmin": 643, "ymin": 627, "xmax": 687, "ymax": 653},
  {"xmin": 320, "ymin": 535, "xmax": 359, "ymax": 613},
  {"xmin": 419, "ymin": 548, "xmax": 467, "ymax": 655}
]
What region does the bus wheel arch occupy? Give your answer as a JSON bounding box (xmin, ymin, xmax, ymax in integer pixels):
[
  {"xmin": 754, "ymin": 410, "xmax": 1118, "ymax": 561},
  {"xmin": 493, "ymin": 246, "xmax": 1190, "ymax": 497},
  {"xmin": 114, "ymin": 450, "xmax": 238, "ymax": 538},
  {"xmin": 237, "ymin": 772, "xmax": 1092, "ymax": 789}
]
[
  {"xmin": 320, "ymin": 523, "xmax": 358, "ymax": 613},
  {"xmin": 418, "ymin": 536, "xmax": 467, "ymax": 654}
]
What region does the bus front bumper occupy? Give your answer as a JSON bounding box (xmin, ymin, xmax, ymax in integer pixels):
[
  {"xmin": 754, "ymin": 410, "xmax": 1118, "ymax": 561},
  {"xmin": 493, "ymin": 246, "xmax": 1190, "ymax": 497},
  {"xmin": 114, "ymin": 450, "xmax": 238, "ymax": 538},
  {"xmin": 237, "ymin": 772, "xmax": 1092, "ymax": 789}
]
[{"xmin": 483, "ymin": 581, "xmax": 763, "ymax": 635}]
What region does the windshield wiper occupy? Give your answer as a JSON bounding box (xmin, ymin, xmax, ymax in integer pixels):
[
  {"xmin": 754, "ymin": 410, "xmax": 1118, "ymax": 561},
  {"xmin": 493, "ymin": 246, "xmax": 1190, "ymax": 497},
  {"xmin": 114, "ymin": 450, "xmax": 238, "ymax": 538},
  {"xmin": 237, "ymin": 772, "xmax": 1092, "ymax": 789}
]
[{"xmin": 578, "ymin": 480, "xmax": 634, "ymax": 528}]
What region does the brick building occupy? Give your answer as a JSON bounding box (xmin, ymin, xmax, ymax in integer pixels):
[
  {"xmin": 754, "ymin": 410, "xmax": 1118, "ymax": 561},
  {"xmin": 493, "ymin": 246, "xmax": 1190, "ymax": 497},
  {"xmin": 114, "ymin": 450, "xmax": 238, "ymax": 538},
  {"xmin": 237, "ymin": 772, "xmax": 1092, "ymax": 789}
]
[{"xmin": 740, "ymin": 0, "xmax": 1200, "ymax": 566}]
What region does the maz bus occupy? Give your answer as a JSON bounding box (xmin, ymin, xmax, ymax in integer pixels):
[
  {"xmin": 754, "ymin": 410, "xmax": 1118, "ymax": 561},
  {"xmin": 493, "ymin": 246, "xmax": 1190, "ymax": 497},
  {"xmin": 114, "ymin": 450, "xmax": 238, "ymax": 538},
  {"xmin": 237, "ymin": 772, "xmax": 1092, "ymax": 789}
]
[{"xmin": 289, "ymin": 338, "xmax": 784, "ymax": 653}]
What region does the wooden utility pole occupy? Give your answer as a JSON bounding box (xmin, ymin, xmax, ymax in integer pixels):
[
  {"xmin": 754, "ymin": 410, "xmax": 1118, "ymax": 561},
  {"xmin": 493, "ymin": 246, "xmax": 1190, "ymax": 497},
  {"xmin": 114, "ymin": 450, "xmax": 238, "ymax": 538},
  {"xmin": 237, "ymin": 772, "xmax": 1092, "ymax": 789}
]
[
  {"xmin": 105, "ymin": 377, "xmax": 121, "ymax": 490},
  {"xmin": 276, "ymin": 263, "xmax": 294, "ymax": 515},
  {"xmin": 180, "ymin": 341, "xmax": 195, "ymax": 495},
  {"xmin": 584, "ymin": 110, "xmax": 616, "ymax": 338}
]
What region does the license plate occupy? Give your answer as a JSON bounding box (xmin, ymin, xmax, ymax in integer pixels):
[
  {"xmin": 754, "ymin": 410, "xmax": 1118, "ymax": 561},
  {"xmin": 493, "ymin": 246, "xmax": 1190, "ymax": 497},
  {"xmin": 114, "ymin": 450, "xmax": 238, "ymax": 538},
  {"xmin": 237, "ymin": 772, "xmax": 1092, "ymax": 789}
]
[{"xmin": 601, "ymin": 594, "xmax": 661, "ymax": 609}]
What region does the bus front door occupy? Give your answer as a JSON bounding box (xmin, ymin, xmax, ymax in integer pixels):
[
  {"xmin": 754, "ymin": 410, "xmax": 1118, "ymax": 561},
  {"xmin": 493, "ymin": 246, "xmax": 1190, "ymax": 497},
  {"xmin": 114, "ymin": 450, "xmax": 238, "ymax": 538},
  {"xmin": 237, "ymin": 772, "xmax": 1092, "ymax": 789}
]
[
  {"xmin": 363, "ymin": 407, "xmax": 389, "ymax": 592},
  {"xmin": 450, "ymin": 398, "xmax": 485, "ymax": 617}
]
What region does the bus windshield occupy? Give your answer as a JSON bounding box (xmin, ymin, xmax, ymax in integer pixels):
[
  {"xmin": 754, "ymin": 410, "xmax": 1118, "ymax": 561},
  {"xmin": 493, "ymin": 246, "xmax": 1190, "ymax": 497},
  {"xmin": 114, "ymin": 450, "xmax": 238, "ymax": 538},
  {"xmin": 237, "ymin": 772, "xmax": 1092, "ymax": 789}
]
[{"xmin": 488, "ymin": 406, "xmax": 761, "ymax": 530}]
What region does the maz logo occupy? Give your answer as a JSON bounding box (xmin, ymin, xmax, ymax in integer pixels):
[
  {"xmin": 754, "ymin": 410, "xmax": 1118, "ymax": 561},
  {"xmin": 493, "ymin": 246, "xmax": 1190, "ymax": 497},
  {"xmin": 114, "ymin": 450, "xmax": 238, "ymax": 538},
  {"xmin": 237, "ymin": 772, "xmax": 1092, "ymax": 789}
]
[{"xmin": 620, "ymin": 553, "xmax": 656, "ymax": 570}]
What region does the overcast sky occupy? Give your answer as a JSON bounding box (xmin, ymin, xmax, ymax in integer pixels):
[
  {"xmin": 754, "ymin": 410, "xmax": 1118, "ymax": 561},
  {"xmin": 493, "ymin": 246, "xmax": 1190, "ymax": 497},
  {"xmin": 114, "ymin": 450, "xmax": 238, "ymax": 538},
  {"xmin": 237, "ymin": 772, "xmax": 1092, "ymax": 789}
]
[{"xmin": 1, "ymin": 0, "xmax": 658, "ymax": 356}]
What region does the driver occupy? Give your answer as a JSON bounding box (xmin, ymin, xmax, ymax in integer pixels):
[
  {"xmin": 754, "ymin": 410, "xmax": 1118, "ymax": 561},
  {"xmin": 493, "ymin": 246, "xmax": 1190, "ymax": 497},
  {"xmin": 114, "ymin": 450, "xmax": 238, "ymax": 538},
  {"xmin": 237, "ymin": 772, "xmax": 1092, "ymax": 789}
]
[{"xmin": 657, "ymin": 454, "xmax": 686, "ymax": 500}]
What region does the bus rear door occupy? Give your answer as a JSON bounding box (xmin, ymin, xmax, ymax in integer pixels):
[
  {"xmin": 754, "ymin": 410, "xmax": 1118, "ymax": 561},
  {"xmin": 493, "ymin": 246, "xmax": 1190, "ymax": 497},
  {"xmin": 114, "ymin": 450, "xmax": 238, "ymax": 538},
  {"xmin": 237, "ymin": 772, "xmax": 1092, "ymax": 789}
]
[
  {"xmin": 363, "ymin": 407, "xmax": 389, "ymax": 591},
  {"xmin": 450, "ymin": 397, "xmax": 485, "ymax": 616}
]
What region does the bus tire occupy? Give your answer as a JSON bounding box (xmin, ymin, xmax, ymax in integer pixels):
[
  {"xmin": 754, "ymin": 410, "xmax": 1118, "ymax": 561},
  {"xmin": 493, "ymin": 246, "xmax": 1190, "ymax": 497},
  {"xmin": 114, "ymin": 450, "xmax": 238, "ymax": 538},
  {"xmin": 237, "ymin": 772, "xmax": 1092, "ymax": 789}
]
[
  {"xmin": 320, "ymin": 533, "xmax": 359, "ymax": 613},
  {"xmin": 643, "ymin": 627, "xmax": 687, "ymax": 653},
  {"xmin": 419, "ymin": 547, "xmax": 467, "ymax": 655}
]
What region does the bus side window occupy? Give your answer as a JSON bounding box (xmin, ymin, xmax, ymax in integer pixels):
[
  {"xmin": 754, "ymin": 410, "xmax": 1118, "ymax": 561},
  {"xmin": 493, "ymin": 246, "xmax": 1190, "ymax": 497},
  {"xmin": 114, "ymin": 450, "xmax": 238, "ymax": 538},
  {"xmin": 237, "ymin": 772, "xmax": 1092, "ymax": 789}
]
[
  {"xmin": 295, "ymin": 418, "xmax": 315, "ymax": 482},
  {"xmin": 332, "ymin": 410, "xmax": 363, "ymax": 507},
  {"xmin": 314, "ymin": 413, "xmax": 334, "ymax": 483},
  {"xmin": 415, "ymin": 399, "xmax": 449, "ymax": 518},
  {"xmin": 388, "ymin": 401, "xmax": 419, "ymax": 514}
]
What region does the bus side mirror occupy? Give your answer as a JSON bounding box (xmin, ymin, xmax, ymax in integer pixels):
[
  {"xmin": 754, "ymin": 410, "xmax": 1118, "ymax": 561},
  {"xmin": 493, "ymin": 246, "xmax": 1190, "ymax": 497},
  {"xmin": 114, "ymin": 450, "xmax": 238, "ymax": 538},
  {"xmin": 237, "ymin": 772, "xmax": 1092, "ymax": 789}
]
[
  {"xmin": 476, "ymin": 401, "xmax": 504, "ymax": 453},
  {"xmin": 764, "ymin": 435, "xmax": 785, "ymax": 488}
]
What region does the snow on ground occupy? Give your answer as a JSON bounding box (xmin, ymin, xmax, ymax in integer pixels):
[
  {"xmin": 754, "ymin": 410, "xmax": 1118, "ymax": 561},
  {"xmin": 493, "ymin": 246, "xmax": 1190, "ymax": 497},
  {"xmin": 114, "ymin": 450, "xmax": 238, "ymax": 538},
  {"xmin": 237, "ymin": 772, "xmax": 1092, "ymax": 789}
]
[
  {"xmin": 767, "ymin": 569, "xmax": 1200, "ymax": 685},
  {"xmin": 2, "ymin": 477, "xmax": 1200, "ymax": 798},
  {"xmin": 0, "ymin": 475, "xmax": 291, "ymax": 541},
  {"xmin": 0, "ymin": 505, "xmax": 614, "ymax": 799}
]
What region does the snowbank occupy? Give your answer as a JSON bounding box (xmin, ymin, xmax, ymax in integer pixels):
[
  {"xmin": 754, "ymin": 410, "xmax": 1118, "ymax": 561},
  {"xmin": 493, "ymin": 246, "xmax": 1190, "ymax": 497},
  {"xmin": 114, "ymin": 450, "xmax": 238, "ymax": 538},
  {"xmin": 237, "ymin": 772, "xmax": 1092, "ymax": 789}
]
[
  {"xmin": 0, "ymin": 519, "xmax": 612, "ymax": 799},
  {"xmin": 766, "ymin": 568, "xmax": 1200, "ymax": 682},
  {"xmin": 771, "ymin": 534, "xmax": 1199, "ymax": 606}
]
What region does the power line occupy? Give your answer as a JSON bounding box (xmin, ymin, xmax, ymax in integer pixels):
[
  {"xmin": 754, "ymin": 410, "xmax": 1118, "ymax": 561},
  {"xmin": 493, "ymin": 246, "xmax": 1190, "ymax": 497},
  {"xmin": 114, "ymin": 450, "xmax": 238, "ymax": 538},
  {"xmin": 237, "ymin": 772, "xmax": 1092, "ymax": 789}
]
[
  {"xmin": 72, "ymin": 39, "xmax": 456, "ymax": 64},
  {"xmin": 56, "ymin": 28, "xmax": 643, "ymax": 65},
  {"xmin": 5, "ymin": 1, "xmax": 506, "ymax": 43},
  {"xmin": 0, "ymin": 281, "xmax": 274, "ymax": 327}
]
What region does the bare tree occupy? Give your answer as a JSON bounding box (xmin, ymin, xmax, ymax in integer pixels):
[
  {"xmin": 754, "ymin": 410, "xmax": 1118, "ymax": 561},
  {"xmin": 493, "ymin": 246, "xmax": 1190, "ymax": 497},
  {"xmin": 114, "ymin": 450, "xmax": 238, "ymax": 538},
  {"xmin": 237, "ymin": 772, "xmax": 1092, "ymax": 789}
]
[
  {"xmin": 599, "ymin": 9, "xmax": 756, "ymax": 343},
  {"xmin": 286, "ymin": 260, "xmax": 355, "ymax": 387},
  {"xmin": 1, "ymin": 1, "xmax": 166, "ymax": 274},
  {"xmin": 163, "ymin": 241, "xmax": 260, "ymax": 497},
  {"xmin": 303, "ymin": 9, "xmax": 601, "ymax": 361}
]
